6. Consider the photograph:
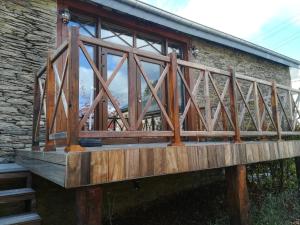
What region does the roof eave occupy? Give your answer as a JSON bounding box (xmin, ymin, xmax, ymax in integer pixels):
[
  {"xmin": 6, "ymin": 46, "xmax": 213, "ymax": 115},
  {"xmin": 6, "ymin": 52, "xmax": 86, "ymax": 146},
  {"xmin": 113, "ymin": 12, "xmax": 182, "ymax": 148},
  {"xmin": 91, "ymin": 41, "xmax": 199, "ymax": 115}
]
[{"xmin": 90, "ymin": 0, "xmax": 300, "ymax": 68}]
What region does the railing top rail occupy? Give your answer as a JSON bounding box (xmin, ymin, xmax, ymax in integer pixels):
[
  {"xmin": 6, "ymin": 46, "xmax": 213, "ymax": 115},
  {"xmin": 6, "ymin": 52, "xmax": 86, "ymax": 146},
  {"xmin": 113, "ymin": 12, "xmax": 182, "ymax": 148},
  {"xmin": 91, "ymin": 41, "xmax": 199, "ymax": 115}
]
[
  {"xmin": 37, "ymin": 40, "xmax": 69, "ymax": 78},
  {"xmin": 177, "ymin": 59, "xmax": 231, "ymax": 76},
  {"xmin": 276, "ymin": 83, "xmax": 300, "ymax": 93},
  {"xmin": 80, "ymin": 35, "xmax": 170, "ymax": 63},
  {"xmin": 177, "ymin": 59, "xmax": 297, "ymax": 94}
]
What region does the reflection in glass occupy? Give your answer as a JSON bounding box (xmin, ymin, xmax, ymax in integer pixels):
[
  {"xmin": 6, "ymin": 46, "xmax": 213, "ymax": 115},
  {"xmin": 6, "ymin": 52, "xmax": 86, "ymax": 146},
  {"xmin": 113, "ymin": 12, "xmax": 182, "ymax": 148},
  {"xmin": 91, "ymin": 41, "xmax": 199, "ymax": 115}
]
[
  {"xmin": 101, "ymin": 25, "xmax": 133, "ymax": 47},
  {"xmin": 140, "ymin": 61, "xmax": 163, "ymax": 131},
  {"xmin": 106, "ymin": 54, "xmax": 128, "ymax": 131},
  {"xmin": 168, "ymin": 43, "xmax": 183, "ymax": 59},
  {"xmin": 68, "ymin": 14, "xmax": 96, "ymax": 37},
  {"xmin": 137, "ymin": 36, "xmax": 162, "ymax": 54},
  {"xmin": 78, "ymin": 45, "xmax": 95, "ymax": 130}
]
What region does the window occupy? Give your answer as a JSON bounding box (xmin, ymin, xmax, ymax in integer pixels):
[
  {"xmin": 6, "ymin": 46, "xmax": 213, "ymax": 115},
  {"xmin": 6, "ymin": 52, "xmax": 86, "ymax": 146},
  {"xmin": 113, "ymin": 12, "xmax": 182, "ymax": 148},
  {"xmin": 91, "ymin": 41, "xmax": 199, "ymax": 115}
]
[
  {"xmin": 101, "ymin": 24, "xmax": 133, "ymax": 47},
  {"xmin": 137, "ymin": 36, "xmax": 163, "ymax": 54}
]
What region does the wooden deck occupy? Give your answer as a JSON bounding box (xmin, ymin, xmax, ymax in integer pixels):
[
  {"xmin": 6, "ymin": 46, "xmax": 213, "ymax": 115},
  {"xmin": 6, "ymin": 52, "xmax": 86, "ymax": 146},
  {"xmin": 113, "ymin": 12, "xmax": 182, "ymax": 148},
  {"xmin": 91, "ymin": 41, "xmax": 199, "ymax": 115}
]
[
  {"xmin": 16, "ymin": 140, "xmax": 300, "ymax": 188},
  {"xmin": 25, "ymin": 27, "xmax": 300, "ymax": 191}
]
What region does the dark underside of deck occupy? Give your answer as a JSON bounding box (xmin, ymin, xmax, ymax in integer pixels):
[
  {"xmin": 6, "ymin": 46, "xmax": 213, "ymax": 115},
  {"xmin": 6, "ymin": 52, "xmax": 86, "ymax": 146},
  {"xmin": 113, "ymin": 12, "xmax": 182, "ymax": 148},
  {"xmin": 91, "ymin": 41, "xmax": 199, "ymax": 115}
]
[{"xmin": 16, "ymin": 140, "xmax": 300, "ymax": 188}]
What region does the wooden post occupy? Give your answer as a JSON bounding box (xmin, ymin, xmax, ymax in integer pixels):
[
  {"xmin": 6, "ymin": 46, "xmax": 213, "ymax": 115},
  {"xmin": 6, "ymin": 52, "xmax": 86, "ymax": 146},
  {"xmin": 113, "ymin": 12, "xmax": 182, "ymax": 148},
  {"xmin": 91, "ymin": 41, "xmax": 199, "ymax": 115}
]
[
  {"xmin": 271, "ymin": 81, "xmax": 281, "ymax": 140},
  {"xmin": 225, "ymin": 165, "xmax": 250, "ymax": 225},
  {"xmin": 229, "ymin": 68, "xmax": 241, "ymax": 142},
  {"xmin": 227, "ymin": 68, "xmax": 249, "ymax": 225},
  {"xmin": 168, "ymin": 51, "xmax": 182, "ymax": 146},
  {"xmin": 295, "ymin": 157, "xmax": 300, "ymax": 192},
  {"xmin": 65, "ymin": 27, "xmax": 84, "ymax": 152},
  {"xmin": 76, "ymin": 186, "xmax": 103, "ymax": 225},
  {"xmin": 32, "ymin": 74, "xmax": 41, "ymax": 151},
  {"xmin": 253, "ymin": 81, "xmax": 262, "ymax": 132},
  {"xmin": 204, "ymin": 70, "xmax": 212, "ymax": 132},
  {"xmin": 45, "ymin": 52, "xmax": 56, "ymax": 151}
]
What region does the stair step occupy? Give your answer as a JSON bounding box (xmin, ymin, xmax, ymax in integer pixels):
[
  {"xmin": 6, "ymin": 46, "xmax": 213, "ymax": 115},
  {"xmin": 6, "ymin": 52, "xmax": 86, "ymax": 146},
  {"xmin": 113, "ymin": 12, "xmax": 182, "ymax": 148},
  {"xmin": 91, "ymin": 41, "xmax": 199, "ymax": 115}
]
[
  {"xmin": 0, "ymin": 164, "xmax": 30, "ymax": 182},
  {"xmin": 0, "ymin": 164, "xmax": 27, "ymax": 174},
  {"xmin": 0, "ymin": 213, "xmax": 41, "ymax": 225},
  {"xmin": 0, "ymin": 188, "xmax": 35, "ymax": 204}
]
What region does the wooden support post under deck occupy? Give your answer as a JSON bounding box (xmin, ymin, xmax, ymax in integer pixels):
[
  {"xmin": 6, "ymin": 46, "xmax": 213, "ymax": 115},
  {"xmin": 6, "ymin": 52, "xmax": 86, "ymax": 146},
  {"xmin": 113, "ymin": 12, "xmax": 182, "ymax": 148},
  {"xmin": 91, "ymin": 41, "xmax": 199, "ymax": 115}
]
[
  {"xmin": 225, "ymin": 165, "xmax": 250, "ymax": 225},
  {"xmin": 76, "ymin": 186, "xmax": 103, "ymax": 225},
  {"xmin": 295, "ymin": 157, "xmax": 300, "ymax": 191},
  {"xmin": 65, "ymin": 27, "xmax": 84, "ymax": 152}
]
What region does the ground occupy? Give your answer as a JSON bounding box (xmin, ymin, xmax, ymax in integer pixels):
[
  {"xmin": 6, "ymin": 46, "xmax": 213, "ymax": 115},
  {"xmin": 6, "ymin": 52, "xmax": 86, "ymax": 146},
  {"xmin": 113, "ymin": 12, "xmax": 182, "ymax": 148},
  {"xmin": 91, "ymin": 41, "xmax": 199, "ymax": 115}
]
[{"xmin": 106, "ymin": 181, "xmax": 300, "ymax": 225}]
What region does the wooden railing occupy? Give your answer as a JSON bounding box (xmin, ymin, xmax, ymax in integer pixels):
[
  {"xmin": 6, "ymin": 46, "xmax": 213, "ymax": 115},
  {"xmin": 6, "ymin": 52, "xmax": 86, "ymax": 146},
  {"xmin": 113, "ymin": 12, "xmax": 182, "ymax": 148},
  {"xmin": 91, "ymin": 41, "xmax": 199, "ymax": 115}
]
[{"xmin": 32, "ymin": 27, "xmax": 300, "ymax": 151}]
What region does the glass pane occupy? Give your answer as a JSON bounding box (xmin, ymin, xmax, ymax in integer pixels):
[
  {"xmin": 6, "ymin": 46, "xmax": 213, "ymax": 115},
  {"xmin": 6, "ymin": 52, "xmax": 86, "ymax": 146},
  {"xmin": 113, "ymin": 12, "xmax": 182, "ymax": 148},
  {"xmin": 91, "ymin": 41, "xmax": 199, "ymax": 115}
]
[
  {"xmin": 107, "ymin": 54, "xmax": 129, "ymax": 130},
  {"xmin": 140, "ymin": 61, "xmax": 161, "ymax": 111},
  {"xmin": 137, "ymin": 36, "xmax": 162, "ymax": 54},
  {"xmin": 140, "ymin": 61, "xmax": 162, "ymax": 131},
  {"xmin": 68, "ymin": 14, "xmax": 96, "ymax": 37},
  {"xmin": 79, "ymin": 45, "xmax": 95, "ymax": 130},
  {"xmin": 101, "ymin": 25, "xmax": 133, "ymax": 47},
  {"xmin": 168, "ymin": 43, "xmax": 183, "ymax": 59}
]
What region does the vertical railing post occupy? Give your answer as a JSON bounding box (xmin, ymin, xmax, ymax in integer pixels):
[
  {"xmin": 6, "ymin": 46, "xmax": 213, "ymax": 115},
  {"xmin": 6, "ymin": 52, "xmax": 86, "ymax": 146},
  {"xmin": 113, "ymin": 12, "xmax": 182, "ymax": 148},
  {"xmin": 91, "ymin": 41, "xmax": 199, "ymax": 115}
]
[
  {"xmin": 229, "ymin": 68, "xmax": 241, "ymax": 142},
  {"xmin": 253, "ymin": 81, "xmax": 262, "ymax": 133},
  {"xmin": 65, "ymin": 27, "xmax": 84, "ymax": 152},
  {"xmin": 271, "ymin": 81, "xmax": 281, "ymax": 140},
  {"xmin": 32, "ymin": 73, "xmax": 40, "ymax": 151},
  {"xmin": 204, "ymin": 70, "xmax": 212, "ymax": 132},
  {"xmin": 168, "ymin": 51, "xmax": 182, "ymax": 146},
  {"xmin": 45, "ymin": 52, "xmax": 56, "ymax": 151}
]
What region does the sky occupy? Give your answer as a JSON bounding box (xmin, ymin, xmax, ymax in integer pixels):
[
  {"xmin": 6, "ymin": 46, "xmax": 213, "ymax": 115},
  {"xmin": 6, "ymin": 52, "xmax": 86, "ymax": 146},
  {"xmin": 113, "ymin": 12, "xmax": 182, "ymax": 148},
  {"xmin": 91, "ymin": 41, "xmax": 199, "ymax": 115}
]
[{"xmin": 140, "ymin": 0, "xmax": 300, "ymax": 62}]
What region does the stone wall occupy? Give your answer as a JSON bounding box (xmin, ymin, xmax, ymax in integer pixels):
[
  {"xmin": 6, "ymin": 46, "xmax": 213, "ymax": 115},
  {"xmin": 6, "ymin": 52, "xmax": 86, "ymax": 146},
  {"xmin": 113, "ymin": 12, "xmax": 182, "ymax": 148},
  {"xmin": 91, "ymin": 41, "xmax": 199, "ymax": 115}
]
[
  {"xmin": 191, "ymin": 38, "xmax": 291, "ymax": 86},
  {"xmin": 0, "ymin": 0, "xmax": 57, "ymax": 162}
]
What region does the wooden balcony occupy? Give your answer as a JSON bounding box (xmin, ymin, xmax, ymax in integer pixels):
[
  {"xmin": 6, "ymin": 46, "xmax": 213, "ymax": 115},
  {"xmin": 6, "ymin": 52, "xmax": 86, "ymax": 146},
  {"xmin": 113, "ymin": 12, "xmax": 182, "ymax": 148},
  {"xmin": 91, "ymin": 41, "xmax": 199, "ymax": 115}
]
[{"xmin": 16, "ymin": 27, "xmax": 300, "ymax": 188}]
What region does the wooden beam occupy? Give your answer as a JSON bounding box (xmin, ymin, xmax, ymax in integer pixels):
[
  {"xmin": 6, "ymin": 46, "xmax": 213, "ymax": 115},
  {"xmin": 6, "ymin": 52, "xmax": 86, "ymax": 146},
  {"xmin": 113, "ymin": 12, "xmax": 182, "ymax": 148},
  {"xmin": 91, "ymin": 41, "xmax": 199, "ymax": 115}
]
[
  {"xmin": 225, "ymin": 165, "xmax": 250, "ymax": 225},
  {"xmin": 76, "ymin": 186, "xmax": 103, "ymax": 225}
]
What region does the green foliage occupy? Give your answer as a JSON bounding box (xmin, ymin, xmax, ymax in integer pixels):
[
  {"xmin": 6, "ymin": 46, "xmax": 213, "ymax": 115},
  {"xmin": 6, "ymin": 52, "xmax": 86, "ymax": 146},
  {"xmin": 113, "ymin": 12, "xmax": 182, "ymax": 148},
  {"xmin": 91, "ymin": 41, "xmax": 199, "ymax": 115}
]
[
  {"xmin": 251, "ymin": 190, "xmax": 300, "ymax": 225},
  {"xmin": 247, "ymin": 159, "xmax": 298, "ymax": 191}
]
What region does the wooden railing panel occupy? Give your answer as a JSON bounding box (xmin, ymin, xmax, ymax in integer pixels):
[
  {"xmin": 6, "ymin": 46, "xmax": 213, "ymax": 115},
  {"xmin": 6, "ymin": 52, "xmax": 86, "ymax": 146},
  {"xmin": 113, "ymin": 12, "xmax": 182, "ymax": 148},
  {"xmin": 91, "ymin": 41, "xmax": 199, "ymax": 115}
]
[{"xmin": 32, "ymin": 31, "xmax": 300, "ymax": 151}]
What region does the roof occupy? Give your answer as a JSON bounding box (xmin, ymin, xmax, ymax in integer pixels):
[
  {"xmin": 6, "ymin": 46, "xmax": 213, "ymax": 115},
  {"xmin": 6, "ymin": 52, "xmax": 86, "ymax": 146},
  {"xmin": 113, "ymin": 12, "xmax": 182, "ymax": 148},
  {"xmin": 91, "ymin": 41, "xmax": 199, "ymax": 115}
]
[{"xmin": 89, "ymin": 0, "xmax": 300, "ymax": 68}]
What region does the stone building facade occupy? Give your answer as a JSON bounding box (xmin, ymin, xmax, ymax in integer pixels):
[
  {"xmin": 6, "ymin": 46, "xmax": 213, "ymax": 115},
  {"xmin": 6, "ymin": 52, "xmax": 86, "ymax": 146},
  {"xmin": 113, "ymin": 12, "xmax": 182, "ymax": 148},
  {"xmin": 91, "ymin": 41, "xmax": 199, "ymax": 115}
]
[
  {"xmin": 0, "ymin": 0, "xmax": 293, "ymax": 163},
  {"xmin": 0, "ymin": 0, "xmax": 56, "ymax": 162},
  {"xmin": 191, "ymin": 38, "xmax": 290, "ymax": 86}
]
